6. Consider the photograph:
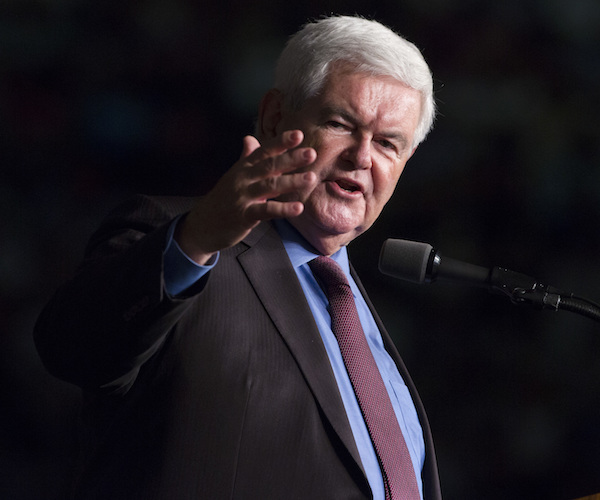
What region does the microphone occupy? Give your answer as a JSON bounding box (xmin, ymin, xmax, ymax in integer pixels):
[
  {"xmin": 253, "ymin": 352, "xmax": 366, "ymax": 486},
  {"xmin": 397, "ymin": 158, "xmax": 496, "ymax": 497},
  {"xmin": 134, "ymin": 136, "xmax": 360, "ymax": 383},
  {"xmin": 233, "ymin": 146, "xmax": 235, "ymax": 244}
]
[
  {"xmin": 378, "ymin": 238, "xmax": 600, "ymax": 321},
  {"xmin": 378, "ymin": 239, "xmax": 491, "ymax": 286}
]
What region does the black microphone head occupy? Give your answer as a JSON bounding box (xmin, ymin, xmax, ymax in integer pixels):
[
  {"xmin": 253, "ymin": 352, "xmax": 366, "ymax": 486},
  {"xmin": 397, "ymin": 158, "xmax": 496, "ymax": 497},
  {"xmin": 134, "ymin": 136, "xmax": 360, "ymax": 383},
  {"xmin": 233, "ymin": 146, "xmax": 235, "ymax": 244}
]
[{"xmin": 379, "ymin": 239, "xmax": 433, "ymax": 283}]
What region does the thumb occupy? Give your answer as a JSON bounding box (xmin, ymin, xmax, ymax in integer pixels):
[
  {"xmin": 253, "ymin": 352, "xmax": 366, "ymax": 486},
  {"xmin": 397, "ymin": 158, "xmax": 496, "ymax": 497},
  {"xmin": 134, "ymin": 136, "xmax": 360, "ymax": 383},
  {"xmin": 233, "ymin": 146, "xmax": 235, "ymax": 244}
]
[{"xmin": 240, "ymin": 135, "xmax": 261, "ymax": 160}]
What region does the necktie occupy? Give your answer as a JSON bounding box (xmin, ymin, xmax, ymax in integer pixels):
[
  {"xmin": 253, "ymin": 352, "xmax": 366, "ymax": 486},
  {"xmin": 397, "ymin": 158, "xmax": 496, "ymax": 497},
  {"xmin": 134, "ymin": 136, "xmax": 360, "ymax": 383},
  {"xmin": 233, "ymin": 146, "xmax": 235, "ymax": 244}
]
[{"xmin": 309, "ymin": 256, "xmax": 420, "ymax": 500}]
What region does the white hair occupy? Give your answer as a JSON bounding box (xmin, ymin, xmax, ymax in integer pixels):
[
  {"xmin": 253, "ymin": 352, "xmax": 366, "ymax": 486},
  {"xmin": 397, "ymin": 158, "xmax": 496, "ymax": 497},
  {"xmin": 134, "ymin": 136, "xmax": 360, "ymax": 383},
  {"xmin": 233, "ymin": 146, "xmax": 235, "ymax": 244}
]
[{"xmin": 274, "ymin": 15, "xmax": 436, "ymax": 146}]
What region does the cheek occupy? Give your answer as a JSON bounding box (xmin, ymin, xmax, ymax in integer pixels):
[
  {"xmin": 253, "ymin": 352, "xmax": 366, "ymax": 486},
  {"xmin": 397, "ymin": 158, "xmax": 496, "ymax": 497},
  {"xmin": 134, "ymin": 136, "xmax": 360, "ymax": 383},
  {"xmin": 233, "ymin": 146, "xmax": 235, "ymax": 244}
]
[
  {"xmin": 297, "ymin": 124, "xmax": 329, "ymax": 155},
  {"xmin": 372, "ymin": 162, "xmax": 406, "ymax": 204},
  {"xmin": 302, "ymin": 140, "xmax": 338, "ymax": 180}
]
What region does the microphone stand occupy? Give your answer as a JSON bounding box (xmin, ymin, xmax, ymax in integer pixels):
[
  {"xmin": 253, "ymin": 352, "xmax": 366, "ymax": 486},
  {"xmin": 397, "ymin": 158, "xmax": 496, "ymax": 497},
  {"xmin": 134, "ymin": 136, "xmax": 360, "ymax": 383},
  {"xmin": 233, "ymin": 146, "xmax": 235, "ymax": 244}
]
[
  {"xmin": 378, "ymin": 239, "xmax": 600, "ymax": 323},
  {"xmin": 488, "ymin": 267, "xmax": 600, "ymax": 322}
]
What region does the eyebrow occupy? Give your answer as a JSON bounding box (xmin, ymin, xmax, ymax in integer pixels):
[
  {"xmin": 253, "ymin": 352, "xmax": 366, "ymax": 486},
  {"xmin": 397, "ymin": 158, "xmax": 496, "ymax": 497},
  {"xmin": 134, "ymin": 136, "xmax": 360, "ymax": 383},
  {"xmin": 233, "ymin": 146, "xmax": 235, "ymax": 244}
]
[
  {"xmin": 320, "ymin": 106, "xmax": 410, "ymax": 150},
  {"xmin": 319, "ymin": 106, "xmax": 354, "ymax": 123}
]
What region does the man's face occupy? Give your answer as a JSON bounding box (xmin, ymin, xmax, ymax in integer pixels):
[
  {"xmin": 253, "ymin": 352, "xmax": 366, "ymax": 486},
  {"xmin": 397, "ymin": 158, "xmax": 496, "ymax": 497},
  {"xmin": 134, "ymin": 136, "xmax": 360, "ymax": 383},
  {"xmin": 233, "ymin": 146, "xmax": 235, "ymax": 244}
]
[{"xmin": 275, "ymin": 64, "xmax": 422, "ymax": 254}]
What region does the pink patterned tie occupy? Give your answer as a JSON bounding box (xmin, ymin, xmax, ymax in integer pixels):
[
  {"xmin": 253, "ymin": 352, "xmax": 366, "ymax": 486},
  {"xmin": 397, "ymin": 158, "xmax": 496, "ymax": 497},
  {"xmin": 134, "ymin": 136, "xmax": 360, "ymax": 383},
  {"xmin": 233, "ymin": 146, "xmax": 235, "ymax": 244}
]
[{"xmin": 309, "ymin": 256, "xmax": 420, "ymax": 500}]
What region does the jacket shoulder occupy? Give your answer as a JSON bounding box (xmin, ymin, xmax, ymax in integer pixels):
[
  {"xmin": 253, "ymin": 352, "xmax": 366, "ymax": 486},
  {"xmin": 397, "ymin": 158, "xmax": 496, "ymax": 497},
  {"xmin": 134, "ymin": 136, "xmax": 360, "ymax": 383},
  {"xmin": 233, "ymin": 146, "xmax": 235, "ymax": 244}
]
[{"xmin": 84, "ymin": 194, "xmax": 198, "ymax": 260}]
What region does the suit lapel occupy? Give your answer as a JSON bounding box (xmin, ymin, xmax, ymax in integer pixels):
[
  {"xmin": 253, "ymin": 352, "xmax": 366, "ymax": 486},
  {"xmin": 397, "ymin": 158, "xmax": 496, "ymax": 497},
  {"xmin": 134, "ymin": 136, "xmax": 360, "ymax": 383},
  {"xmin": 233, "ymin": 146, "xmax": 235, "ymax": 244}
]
[{"xmin": 238, "ymin": 223, "xmax": 366, "ymax": 477}]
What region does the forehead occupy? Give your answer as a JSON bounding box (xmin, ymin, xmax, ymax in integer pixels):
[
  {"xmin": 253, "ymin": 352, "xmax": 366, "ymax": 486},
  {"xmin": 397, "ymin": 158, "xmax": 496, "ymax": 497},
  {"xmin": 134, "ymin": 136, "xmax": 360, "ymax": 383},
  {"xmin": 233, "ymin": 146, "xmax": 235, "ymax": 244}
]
[{"xmin": 313, "ymin": 63, "xmax": 422, "ymax": 130}]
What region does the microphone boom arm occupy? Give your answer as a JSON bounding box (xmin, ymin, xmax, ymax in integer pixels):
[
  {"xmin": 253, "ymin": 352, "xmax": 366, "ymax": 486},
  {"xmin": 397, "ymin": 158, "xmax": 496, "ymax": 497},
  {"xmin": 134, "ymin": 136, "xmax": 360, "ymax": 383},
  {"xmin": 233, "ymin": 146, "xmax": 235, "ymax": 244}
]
[
  {"xmin": 380, "ymin": 238, "xmax": 600, "ymax": 323},
  {"xmin": 488, "ymin": 267, "xmax": 562, "ymax": 310},
  {"xmin": 488, "ymin": 267, "xmax": 600, "ymax": 322}
]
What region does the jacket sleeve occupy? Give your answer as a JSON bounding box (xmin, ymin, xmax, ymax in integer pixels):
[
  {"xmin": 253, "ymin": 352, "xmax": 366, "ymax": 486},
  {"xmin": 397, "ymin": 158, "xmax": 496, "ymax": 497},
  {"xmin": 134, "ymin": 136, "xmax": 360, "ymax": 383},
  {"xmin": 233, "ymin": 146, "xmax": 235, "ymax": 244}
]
[{"xmin": 33, "ymin": 194, "xmax": 203, "ymax": 394}]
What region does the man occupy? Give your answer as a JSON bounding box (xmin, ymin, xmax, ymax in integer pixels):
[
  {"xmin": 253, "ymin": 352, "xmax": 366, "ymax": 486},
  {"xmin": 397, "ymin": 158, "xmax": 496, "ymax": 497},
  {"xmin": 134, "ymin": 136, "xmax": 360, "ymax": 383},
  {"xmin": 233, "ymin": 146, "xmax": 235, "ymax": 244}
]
[{"xmin": 34, "ymin": 15, "xmax": 441, "ymax": 499}]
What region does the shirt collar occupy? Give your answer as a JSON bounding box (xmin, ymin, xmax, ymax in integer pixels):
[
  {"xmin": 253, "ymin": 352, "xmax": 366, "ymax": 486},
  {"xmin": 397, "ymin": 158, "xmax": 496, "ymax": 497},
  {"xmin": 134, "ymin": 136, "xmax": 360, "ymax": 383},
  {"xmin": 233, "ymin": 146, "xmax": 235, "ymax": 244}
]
[{"xmin": 273, "ymin": 219, "xmax": 351, "ymax": 275}]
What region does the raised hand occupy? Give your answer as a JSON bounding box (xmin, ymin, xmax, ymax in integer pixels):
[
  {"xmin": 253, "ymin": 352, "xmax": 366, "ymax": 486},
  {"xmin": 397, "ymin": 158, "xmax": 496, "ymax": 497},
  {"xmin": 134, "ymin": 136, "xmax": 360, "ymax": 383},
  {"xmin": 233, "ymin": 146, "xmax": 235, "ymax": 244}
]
[{"xmin": 175, "ymin": 129, "xmax": 317, "ymax": 264}]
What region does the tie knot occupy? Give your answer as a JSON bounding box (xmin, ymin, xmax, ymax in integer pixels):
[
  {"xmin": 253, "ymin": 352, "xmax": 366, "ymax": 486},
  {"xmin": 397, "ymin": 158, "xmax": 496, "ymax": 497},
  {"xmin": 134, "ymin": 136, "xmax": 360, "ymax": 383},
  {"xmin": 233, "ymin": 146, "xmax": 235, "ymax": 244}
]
[{"xmin": 308, "ymin": 256, "xmax": 351, "ymax": 297}]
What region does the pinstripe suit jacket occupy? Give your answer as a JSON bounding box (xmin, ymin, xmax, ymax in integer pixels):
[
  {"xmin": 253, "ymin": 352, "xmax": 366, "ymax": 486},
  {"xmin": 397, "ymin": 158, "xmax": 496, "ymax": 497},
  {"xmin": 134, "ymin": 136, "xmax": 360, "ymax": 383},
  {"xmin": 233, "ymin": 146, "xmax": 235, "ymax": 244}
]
[{"xmin": 34, "ymin": 194, "xmax": 442, "ymax": 500}]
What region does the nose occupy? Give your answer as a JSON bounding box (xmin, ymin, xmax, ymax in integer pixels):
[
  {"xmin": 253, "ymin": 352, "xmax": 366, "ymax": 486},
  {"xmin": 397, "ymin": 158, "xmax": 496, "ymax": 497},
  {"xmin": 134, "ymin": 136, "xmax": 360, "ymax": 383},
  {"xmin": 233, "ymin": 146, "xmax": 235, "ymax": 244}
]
[{"xmin": 342, "ymin": 136, "xmax": 372, "ymax": 170}]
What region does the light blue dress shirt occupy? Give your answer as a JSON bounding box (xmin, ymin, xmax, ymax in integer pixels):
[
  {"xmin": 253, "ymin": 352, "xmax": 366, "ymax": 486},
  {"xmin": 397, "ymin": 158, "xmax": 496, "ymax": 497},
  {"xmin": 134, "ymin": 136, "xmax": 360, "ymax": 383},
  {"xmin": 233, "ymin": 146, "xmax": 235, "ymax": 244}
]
[{"xmin": 163, "ymin": 219, "xmax": 425, "ymax": 499}]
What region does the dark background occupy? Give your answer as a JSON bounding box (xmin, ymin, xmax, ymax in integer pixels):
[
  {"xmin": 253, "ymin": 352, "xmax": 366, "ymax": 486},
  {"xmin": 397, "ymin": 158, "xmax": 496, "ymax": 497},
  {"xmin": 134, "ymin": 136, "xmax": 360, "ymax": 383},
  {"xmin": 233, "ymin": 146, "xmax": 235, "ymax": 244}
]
[{"xmin": 2, "ymin": 0, "xmax": 599, "ymax": 498}]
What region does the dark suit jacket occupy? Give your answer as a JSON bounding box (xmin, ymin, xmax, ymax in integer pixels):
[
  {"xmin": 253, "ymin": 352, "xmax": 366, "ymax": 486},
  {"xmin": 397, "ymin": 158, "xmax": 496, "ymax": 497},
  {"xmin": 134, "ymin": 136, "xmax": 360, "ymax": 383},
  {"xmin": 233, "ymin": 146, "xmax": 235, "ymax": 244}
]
[{"xmin": 34, "ymin": 194, "xmax": 442, "ymax": 499}]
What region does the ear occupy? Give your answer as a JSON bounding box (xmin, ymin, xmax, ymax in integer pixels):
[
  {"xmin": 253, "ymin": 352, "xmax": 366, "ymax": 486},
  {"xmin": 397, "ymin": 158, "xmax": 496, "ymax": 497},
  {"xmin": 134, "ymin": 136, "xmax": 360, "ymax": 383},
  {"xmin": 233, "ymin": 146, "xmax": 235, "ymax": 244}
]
[{"xmin": 257, "ymin": 89, "xmax": 284, "ymax": 141}]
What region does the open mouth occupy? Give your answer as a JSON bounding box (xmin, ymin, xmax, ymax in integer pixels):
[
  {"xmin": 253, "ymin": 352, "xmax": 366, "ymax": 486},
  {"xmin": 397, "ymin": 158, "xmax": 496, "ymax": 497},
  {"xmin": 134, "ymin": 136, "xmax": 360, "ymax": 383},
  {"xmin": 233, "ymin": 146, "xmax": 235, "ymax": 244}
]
[{"xmin": 335, "ymin": 179, "xmax": 362, "ymax": 193}]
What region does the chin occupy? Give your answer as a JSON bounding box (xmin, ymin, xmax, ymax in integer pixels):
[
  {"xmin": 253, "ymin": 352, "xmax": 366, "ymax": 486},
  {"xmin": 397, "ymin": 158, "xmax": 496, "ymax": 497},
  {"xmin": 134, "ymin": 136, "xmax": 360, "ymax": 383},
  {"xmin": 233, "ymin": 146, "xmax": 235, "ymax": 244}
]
[
  {"xmin": 313, "ymin": 215, "xmax": 361, "ymax": 236},
  {"xmin": 316, "ymin": 220, "xmax": 368, "ymax": 249}
]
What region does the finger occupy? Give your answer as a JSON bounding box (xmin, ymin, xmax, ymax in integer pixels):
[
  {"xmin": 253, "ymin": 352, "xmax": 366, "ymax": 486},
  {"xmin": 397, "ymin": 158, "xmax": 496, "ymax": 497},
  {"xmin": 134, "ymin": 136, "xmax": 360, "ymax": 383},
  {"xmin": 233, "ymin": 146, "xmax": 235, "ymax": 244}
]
[
  {"xmin": 247, "ymin": 146, "xmax": 317, "ymax": 184},
  {"xmin": 239, "ymin": 135, "xmax": 261, "ymax": 159},
  {"xmin": 246, "ymin": 171, "xmax": 317, "ymax": 200},
  {"xmin": 245, "ymin": 199, "xmax": 305, "ymax": 221},
  {"xmin": 244, "ymin": 129, "xmax": 305, "ymax": 166}
]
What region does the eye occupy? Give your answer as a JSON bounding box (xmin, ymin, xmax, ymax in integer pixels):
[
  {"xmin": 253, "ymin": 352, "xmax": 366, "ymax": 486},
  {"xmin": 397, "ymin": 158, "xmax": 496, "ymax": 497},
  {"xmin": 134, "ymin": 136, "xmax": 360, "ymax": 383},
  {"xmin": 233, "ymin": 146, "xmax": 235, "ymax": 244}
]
[
  {"xmin": 377, "ymin": 139, "xmax": 396, "ymax": 150},
  {"xmin": 326, "ymin": 121, "xmax": 347, "ymax": 130}
]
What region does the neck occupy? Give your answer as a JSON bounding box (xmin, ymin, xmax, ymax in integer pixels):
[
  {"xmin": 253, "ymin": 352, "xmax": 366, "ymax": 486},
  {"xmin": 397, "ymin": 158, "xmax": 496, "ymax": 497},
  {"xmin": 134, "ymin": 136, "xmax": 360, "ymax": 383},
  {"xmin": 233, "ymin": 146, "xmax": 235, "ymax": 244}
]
[{"xmin": 286, "ymin": 219, "xmax": 355, "ymax": 257}]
